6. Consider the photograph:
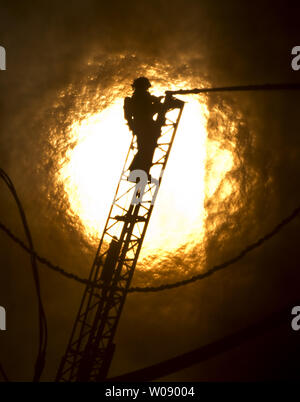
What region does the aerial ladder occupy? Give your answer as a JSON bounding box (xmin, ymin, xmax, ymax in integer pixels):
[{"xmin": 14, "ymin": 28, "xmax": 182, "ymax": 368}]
[
  {"xmin": 55, "ymin": 92, "xmax": 184, "ymax": 382},
  {"xmin": 51, "ymin": 81, "xmax": 300, "ymax": 382},
  {"xmin": 56, "ymin": 82, "xmax": 300, "ymax": 382}
]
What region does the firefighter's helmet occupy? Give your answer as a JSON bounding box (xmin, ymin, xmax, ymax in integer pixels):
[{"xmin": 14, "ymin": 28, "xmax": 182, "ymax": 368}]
[{"xmin": 132, "ymin": 77, "xmax": 151, "ymax": 90}]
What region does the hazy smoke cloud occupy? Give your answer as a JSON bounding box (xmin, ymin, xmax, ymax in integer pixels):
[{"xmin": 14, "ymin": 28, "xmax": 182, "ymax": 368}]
[{"xmin": 1, "ymin": 0, "xmax": 300, "ymax": 381}]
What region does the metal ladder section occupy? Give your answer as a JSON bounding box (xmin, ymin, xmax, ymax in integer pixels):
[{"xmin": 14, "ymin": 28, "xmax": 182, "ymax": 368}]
[{"xmin": 56, "ymin": 96, "xmax": 184, "ymax": 382}]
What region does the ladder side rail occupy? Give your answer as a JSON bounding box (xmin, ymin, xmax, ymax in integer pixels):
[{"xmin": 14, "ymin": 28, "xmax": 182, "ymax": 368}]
[
  {"xmin": 75, "ymin": 205, "xmax": 136, "ymax": 380},
  {"xmin": 56, "ymin": 137, "xmax": 135, "ymax": 381},
  {"xmin": 77, "ymin": 204, "xmax": 142, "ymax": 380}
]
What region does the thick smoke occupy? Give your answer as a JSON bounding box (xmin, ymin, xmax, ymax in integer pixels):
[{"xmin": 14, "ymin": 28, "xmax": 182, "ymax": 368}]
[{"xmin": 0, "ymin": 0, "xmax": 300, "ymax": 381}]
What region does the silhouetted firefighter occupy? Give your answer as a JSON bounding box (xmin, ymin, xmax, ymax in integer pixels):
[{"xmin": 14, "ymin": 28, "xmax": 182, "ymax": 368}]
[
  {"xmin": 124, "ymin": 77, "xmax": 183, "ymax": 174},
  {"xmin": 55, "ymin": 81, "xmax": 185, "ymax": 383}
]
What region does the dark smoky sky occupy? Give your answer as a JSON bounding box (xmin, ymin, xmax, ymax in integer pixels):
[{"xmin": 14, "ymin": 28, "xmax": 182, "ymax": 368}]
[{"xmin": 1, "ymin": 0, "xmax": 300, "ymax": 381}]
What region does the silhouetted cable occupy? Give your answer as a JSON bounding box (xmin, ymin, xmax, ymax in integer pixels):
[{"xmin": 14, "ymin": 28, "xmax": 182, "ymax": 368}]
[
  {"xmin": 0, "ymin": 83, "xmax": 299, "ymax": 298},
  {"xmin": 166, "ymin": 82, "xmax": 300, "ymax": 96},
  {"xmin": 108, "ymin": 303, "xmax": 294, "ymax": 382},
  {"xmin": 1, "ymin": 205, "xmax": 299, "ymax": 293},
  {"xmin": 0, "ymin": 220, "xmax": 97, "ymax": 288},
  {"xmin": 129, "ymin": 206, "xmax": 300, "ymax": 292},
  {"xmin": 0, "ymin": 168, "xmax": 47, "ymax": 382},
  {"xmin": 0, "ymin": 363, "xmax": 9, "ymax": 382}
]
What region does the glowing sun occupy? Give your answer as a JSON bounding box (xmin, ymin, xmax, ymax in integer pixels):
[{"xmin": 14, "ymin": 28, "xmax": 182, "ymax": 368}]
[{"xmin": 58, "ymin": 92, "xmax": 233, "ymax": 258}]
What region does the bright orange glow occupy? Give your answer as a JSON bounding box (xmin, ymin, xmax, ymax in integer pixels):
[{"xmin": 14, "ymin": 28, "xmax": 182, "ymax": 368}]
[{"xmin": 57, "ymin": 90, "xmax": 234, "ymax": 259}]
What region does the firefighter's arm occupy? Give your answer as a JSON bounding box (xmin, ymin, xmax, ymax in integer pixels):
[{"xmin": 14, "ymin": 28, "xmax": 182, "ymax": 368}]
[
  {"xmin": 124, "ymin": 97, "xmax": 134, "ymax": 131},
  {"xmin": 151, "ymin": 95, "xmax": 164, "ymax": 113},
  {"xmin": 152, "ymin": 94, "xmax": 183, "ymax": 111},
  {"xmin": 165, "ymin": 95, "xmax": 184, "ymax": 110}
]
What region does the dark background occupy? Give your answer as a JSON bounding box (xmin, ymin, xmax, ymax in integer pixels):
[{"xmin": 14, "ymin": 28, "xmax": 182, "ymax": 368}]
[{"xmin": 0, "ymin": 0, "xmax": 300, "ymax": 381}]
